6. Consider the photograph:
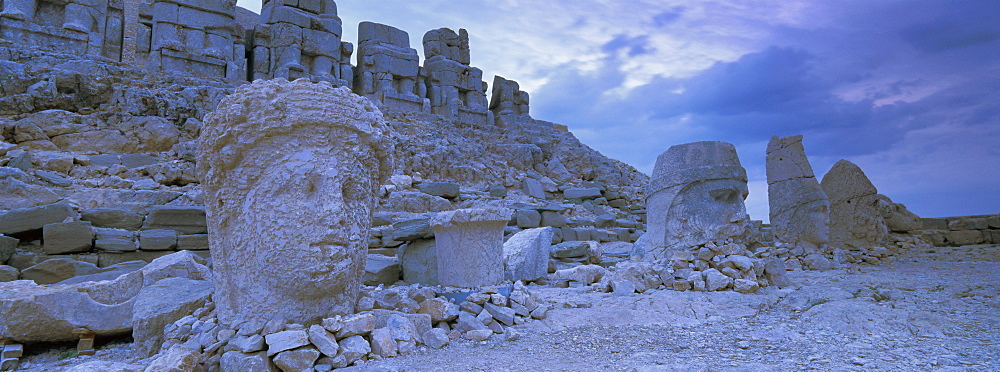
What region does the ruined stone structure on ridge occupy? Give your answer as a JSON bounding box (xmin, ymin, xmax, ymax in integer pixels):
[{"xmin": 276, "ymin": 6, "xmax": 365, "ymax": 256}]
[{"xmin": 0, "ymin": 0, "xmax": 530, "ymax": 126}]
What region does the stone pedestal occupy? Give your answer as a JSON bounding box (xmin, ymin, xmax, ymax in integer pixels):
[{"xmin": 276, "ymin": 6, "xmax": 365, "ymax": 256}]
[{"xmin": 430, "ymin": 209, "xmax": 511, "ymax": 287}]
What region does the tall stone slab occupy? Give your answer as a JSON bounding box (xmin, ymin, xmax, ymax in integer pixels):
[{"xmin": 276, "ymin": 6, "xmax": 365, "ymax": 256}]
[
  {"xmin": 766, "ymin": 135, "xmax": 830, "ymax": 251},
  {"xmin": 146, "ymin": 0, "xmax": 245, "ymax": 82},
  {"xmin": 252, "ymin": 0, "xmax": 352, "ymax": 86},
  {"xmin": 502, "ymin": 227, "xmax": 553, "ymax": 282},
  {"xmin": 354, "ymin": 22, "xmax": 425, "ymax": 112},
  {"xmin": 430, "ymin": 208, "xmax": 511, "ymax": 287},
  {"xmin": 634, "ymin": 141, "xmax": 749, "ymax": 261},
  {"xmin": 198, "ymin": 79, "xmax": 394, "ymax": 327},
  {"xmin": 820, "ymin": 160, "xmax": 889, "ymax": 250},
  {"xmin": 422, "ymin": 28, "xmax": 491, "ymax": 126}
]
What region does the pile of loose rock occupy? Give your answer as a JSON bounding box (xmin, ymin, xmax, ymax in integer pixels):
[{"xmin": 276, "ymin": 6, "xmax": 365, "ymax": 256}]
[{"xmin": 151, "ymin": 283, "xmax": 547, "ymax": 371}]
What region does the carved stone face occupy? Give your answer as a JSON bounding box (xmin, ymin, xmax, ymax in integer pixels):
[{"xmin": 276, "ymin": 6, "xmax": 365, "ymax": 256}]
[
  {"xmin": 666, "ymin": 179, "xmax": 749, "ymax": 247},
  {"xmin": 790, "ymin": 200, "xmax": 830, "ymax": 249}
]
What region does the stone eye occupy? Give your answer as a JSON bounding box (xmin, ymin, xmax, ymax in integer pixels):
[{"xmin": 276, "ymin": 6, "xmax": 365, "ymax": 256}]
[{"xmin": 710, "ymin": 189, "xmax": 739, "ymax": 203}]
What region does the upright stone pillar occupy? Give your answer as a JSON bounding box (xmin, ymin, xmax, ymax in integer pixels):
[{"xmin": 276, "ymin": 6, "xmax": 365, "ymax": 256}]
[
  {"xmin": 198, "ymin": 79, "xmax": 394, "ymax": 327},
  {"xmin": 766, "ymin": 135, "xmax": 830, "ymax": 252},
  {"xmin": 430, "ymin": 208, "xmax": 511, "ymax": 287}
]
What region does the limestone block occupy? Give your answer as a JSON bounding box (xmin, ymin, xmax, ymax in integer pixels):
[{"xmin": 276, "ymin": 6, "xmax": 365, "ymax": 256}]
[
  {"xmin": 988, "ymin": 216, "xmax": 1000, "ymax": 229},
  {"xmin": 948, "ymin": 218, "xmax": 988, "ymax": 231},
  {"xmin": 389, "ymin": 218, "xmax": 434, "ymax": 241},
  {"xmin": 416, "ymin": 182, "xmax": 460, "ymax": 199},
  {"xmin": 20, "ymin": 258, "xmax": 100, "ymax": 284},
  {"xmin": 337, "ymin": 335, "xmax": 370, "ymax": 365},
  {"xmin": 945, "ymin": 230, "xmax": 986, "ymax": 246},
  {"xmin": 483, "ymin": 303, "xmax": 516, "ymax": 326},
  {"xmin": 143, "ymin": 206, "xmax": 206, "ymax": 234},
  {"xmin": 220, "ymin": 351, "xmax": 276, "ymax": 372},
  {"xmin": 430, "ymin": 208, "xmax": 511, "ymax": 287},
  {"xmin": 176, "ymin": 234, "xmax": 209, "ymax": 251},
  {"xmin": 0, "ymin": 235, "xmax": 20, "ymax": 265},
  {"xmin": 0, "ymin": 168, "xmax": 60, "ymax": 210},
  {"xmin": 516, "ymin": 209, "xmax": 541, "ymax": 228},
  {"xmin": 400, "ymin": 239, "xmax": 437, "ymax": 285},
  {"xmin": 333, "ymin": 312, "xmax": 377, "ymax": 338},
  {"xmin": 41, "ymin": 221, "xmax": 94, "ymax": 255},
  {"xmin": 991, "ymin": 230, "xmax": 1000, "ymax": 245},
  {"xmin": 56, "ymin": 261, "xmax": 147, "ymax": 285},
  {"xmin": 551, "ymin": 241, "xmax": 589, "ymax": 258},
  {"xmin": 133, "ymin": 277, "xmax": 213, "ymax": 357},
  {"xmin": 540, "ymin": 211, "xmax": 566, "ymax": 227},
  {"xmin": 417, "ymin": 298, "xmax": 459, "ymax": 323},
  {"xmin": 703, "ymin": 268, "xmax": 732, "ymax": 291},
  {"xmin": 81, "ymin": 209, "xmax": 145, "ymax": 230},
  {"xmin": 364, "ymin": 254, "xmax": 399, "ymax": 286},
  {"xmin": 422, "ymin": 328, "xmax": 449, "ymax": 349},
  {"xmin": 139, "ymin": 229, "xmax": 178, "ymax": 251},
  {"xmin": 636, "ymin": 141, "xmax": 749, "ymax": 262},
  {"xmin": 95, "ymin": 228, "xmax": 138, "ymax": 252},
  {"xmin": 821, "ymin": 160, "xmax": 888, "ymax": 250},
  {"xmin": 265, "ymin": 330, "xmax": 310, "ymax": 356},
  {"xmin": 143, "ymin": 345, "xmax": 199, "ymax": 372},
  {"xmin": 274, "ymin": 346, "xmax": 320, "ymax": 372},
  {"xmin": 564, "ymin": 188, "xmax": 602, "ymax": 200},
  {"xmin": 199, "ymin": 80, "xmax": 392, "ymax": 327},
  {"xmin": 503, "ymin": 227, "xmax": 554, "ymax": 282},
  {"xmin": 0, "ymin": 203, "xmax": 75, "ymax": 235},
  {"xmin": 308, "ymin": 324, "xmax": 339, "ymax": 357},
  {"xmin": 98, "ymin": 251, "xmax": 180, "ymax": 268},
  {"xmin": 521, "ymin": 178, "xmax": 545, "ymax": 198},
  {"xmin": 0, "ymin": 265, "xmax": 20, "ymax": 282}
]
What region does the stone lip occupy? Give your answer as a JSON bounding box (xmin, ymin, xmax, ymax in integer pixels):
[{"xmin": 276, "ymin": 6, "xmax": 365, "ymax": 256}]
[{"xmin": 429, "ymin": 208, "xmax": 512, "ymax": 228}]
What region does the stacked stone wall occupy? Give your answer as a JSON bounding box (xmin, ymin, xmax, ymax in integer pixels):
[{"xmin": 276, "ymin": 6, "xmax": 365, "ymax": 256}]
[{"xmin": 919, "ymin": 214, "xmax": 1000, "ymax": 246}]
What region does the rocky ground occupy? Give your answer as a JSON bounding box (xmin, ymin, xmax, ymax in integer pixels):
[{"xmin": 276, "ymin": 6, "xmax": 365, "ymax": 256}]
[{"xmin": 13, "ymin": 244, "xmax": 999, "ymax": 371}]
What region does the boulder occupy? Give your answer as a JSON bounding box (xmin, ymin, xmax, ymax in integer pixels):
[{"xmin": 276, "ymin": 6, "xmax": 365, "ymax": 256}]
[
  {"xmin": 338, "ymin": 335, "xmax": 370, "ymax": 365},
  {"xmin": 417, "ymin": 298, "xmax": 459, "ymax": 323},
  {"xmin": 133, "ymin": 277, "xmax": 213, "ymax": 357},
  {"xmin": 199, "ymin": 80, "xmax": 393, "ymax": 327},
  {"xmin": 20, "ymin": 258, "xmax": 100, "ymax": 284},
  {"xmin": 307, "ymin": 324, "xmax": 339, "ymax": 357},
  {"xmin": 399, "ymin": 239, "xmax": 437, "ymax": 286},
  {"xmin": 0, "ymin": 265, "xmax": 18, "ymax": 282},
  {"xmin": 563, "ymin": 188, "xmax": 602, "ymax": 200},
  {"xmin": 503, "ymin": 227, "xmax": 553, "ymax": 282},
  {"xmin": 273, "ymin": 346, "xmax": 320, "ymax": 372},
  {"xmin": 0, "ymin": 203, "xmax": 74, "ymax": 235},
  {"xmin": 0, "ymin": 235, "xmax": 16, "ymax": 264},
  {"xmin": 364, "ymin": 254, "xmax": 399, "ymax": 286},
  {"xmin": 143, "ymin": 345, "xmax": 199, "ymax": 372},
  {"xmin": 265, "ymin": 330, "xmax": 310, "ymax": 356},
  {"xmin": 42, "ymin": 221, "xmax": 95, "ymax": 255}
]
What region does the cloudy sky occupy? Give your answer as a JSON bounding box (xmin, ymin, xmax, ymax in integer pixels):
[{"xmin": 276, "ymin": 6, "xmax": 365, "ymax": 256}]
[{"xmin": 237, "ymin": 0, "xmax": 1000, "ymax": 221}]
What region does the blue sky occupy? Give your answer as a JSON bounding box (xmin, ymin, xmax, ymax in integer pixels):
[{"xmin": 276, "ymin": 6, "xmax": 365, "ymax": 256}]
[{"xmin": 237, "ymin": 0, "xmax": 1000, "ymax": 221}]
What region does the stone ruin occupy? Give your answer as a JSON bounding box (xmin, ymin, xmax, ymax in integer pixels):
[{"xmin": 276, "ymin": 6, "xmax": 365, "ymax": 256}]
[
  {"xmin": 0, "ymin": 0, "xmax": 984, "ymax": 370},
  {"xmin": 198, "ymin": 79, "xmax": 393, "ymax": 327},
  {"xmin": 765, "ymin": 135, "xmax": 833, "ymax": 270}
]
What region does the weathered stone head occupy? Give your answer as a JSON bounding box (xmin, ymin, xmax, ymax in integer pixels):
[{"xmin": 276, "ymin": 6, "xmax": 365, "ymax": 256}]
[
  {"xmin": 766, "ymin": 135, "xmax": 830, "ymax": 250},
  {"xmin": 639, "ymin": 141, "xmax": 749, "ymax": 261},
  {"xmin": 198, "ymin": 79, "xmax": 393, "ymax": 327}
]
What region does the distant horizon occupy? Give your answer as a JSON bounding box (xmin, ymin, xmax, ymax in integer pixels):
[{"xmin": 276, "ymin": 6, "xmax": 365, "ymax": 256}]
[{"xmin": 236, "ymin": 0, "xmax": 1000, "ymax": 222}]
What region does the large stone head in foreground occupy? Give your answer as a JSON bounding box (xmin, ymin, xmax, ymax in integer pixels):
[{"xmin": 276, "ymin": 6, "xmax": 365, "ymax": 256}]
[
  {"xmin": 766, "ymin": 135, "xmax": 830, "ymax": 250},
  {"xmin": 639, "ymin": 141, "xmax": 749, "ymax": 260},
  {"xmin": 198, "ymin": 79, "xmax": 393, "ymax": 327},
  {"xmin": 821, "ymin": 160, "xmax": 888, "ymax": 250}
]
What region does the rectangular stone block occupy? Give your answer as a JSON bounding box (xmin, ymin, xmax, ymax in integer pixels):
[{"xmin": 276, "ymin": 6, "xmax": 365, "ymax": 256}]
[
  {"xmin": 988, "ymin": 216, "xmax": 1000, "ymax": 229},
  {"xmin": 143, "ymin": 206, "xmax": 207, "ymax": 234},
  {"xmin": 948, "ymin": 218, "xmax": 988, "ymax": 231},
  {"xmin": 139, "ymin": 229, "xmax": 178, "ymax": 251},
  {"xmin": 177, "ymin": 234, "xmax": 209, "ymax": 251},
  {"xmin": 540, "ymin": 211, "xmax": 566, "ymax": 228},
  {"xmin": 95, "ymin": 228, "xmax": 138, "ymax": 252},
  {"xmin": 992, "ymin": 230, "xmax": 1000, "ymax": 245},
  {"xmin": 81, "ymin": 208, "xmax": 145, "ymax": 230},
  {"xmin": 920, "ymin": 218, "xmax": 948, "ymax": 230},
  {"xmin": 42, "ymin": 221, "xmax": 95, "ymax": 255},
  {"xmin": 516, "ymin": 210, "xmax": 541, "ymax": 229},
  {"xmin": 0, "ymin": 203, "xmax": 74, "ymax": 235},
  {"xmin": 945, "ymin": 230, "xmax": 986, "ymax": 246},
  {"xmin": 0, "ymin": 235, "xmax": 16, "ymax": 265}
]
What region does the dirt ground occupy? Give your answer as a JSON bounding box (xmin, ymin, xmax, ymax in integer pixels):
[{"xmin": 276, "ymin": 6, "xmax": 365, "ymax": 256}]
[{"xmin": 16, "ymin": 244, "xmax": 1000, "ymax": 371}]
